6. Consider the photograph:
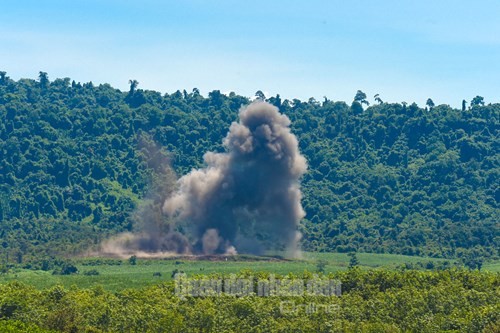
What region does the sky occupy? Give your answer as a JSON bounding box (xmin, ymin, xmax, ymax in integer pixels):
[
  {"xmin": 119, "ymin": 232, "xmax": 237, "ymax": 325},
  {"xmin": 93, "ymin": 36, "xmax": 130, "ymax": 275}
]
[{"xmin": 1, "ymin": 0, "xmax": 499, "ymax": 108}]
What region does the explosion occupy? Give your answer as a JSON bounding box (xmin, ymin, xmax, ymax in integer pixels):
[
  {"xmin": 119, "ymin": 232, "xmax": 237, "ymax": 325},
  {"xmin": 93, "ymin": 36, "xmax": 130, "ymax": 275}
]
[{"xmin": 100, "ymin": 101, "xmax": 307, "ymax": 258}]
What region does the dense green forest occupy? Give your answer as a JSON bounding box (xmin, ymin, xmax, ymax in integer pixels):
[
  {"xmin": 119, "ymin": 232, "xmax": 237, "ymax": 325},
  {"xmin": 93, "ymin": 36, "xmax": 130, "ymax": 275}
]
[
  {"xmin": 0, "ymin": 72, "xmax": 498, "ymax": 261},
  {"xmin": 0, "ymin": 269, "xmax": 498, "ymax": 332}
]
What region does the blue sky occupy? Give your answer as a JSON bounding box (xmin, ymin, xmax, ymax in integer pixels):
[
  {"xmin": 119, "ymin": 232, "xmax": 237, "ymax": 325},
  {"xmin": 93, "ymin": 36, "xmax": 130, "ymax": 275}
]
[{"xmin": 1, "ymin": 0, "xmax": 498, "ymax": 107}]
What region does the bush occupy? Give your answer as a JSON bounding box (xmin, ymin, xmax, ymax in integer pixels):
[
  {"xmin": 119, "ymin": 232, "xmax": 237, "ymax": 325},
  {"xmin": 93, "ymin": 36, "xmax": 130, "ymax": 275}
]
[
  {"xmin": 316, "ymin": 259, "xmax": 328, "ymax": 273},
  {"xmin": 52, "ymin": 263, "xmax": 78, "ymax": 275},
  {"xmin": 83, "ymin": 269, "xmax": 100, "ymax": 276},
  {"xmin": 0, "ymin": 264, "xmax": 9, "ymax": 274}
]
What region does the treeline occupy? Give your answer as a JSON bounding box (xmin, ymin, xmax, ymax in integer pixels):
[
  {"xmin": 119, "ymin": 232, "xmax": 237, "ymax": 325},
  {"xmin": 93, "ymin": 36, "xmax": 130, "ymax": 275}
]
[
  {"xmin": 0, "ymin": 72, "xmax": 498, "ymax": 260},
  {"xmin": 0, "ymin": 269, "xmax": 498, "ymax": 332}
]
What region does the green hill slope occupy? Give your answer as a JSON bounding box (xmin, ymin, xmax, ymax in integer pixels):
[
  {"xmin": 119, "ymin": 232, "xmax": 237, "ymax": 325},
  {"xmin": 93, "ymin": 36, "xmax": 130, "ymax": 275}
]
[{"xmin": 0, "ymin": 72, "xmax": 498, "ymax": 261}]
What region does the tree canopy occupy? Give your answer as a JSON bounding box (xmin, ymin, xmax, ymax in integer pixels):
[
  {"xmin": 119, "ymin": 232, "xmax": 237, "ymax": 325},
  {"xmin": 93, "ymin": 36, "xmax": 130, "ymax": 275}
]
[{"xmin": 0, "ymin": 73, "xmax": 498, "ymax": 261}]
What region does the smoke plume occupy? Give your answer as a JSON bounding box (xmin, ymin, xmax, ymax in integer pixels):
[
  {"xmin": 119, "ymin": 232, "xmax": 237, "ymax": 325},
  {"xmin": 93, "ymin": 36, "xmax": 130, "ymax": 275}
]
[
  {"xmin": 163, "ymin": 101, "xmax": 307, "ymax": 256},
  {"xmin": 98, "ymin": 136, "xmax": 192, "ymax": 258}
]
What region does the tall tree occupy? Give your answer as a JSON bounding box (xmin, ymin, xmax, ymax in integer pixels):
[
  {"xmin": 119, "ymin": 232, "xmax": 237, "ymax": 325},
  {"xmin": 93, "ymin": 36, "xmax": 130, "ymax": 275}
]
[
  {"xmin": 0, "ymin": 71, "xmax": 7, "ymax": 85},
  {"xmin": 255, "ymin": 90, "xmax": 266, "ymax": 101},
  {"xmin": 208, "ymin": 90, "xmax": 223, "ymax": 107},
  {"xmin": 348, "ymin": 252, "xmax": 359, "ymax": 267},
  {"xmin": 354, "ymin": 90, "xmax": 369, "ymax": 106},
  {"xmin": 426, "ymin": 98, "xmax": 435, "ymax": 110},
  {"xmin": 128, "ymin": 79, "xmax": 139, "ymax": 95},
  {"xmin": 471, "ymin": 96, "xmax": 485, "ymax": 107},
  {"xmin": 38, "ymin": 71, "xmax": 49, "ymax": 89},
  {"xmin": 268, "ymin": 94, "xmax": 282, "ymax": 108}
]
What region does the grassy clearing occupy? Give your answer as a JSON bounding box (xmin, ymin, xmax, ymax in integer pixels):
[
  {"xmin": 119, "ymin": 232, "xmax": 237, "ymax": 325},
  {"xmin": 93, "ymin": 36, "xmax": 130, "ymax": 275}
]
[
  {"xmin": 1, "ymin": 252, "xmax": 497, "ymax": 292},
  {"xmin": 483, "ymin": 261, "xmax": 500, "ymax": 272},
  {"xmin": 301, "ymin": 252, "xmax": 448, "ymax": 267},
  {"xmin": 0, "ymin": 259, "xmax": 320, "ymax": 291}
]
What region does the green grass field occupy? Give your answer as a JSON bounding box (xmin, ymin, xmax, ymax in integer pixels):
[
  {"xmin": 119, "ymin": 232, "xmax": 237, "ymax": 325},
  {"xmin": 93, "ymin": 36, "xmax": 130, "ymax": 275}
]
[{"xmin": 1, "ymin": 252, "xmax": 498, "ymax": 292}]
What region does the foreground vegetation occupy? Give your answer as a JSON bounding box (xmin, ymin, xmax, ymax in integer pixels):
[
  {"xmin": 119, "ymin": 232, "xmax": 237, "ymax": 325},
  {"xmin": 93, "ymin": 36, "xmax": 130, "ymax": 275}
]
[
  {"xmin": 0, "ymin": 72, "xmax": 498, "ymax": 262},
  {"xmin": 0, "ymin": 268, "xmax": 498, "ymax": 332}
]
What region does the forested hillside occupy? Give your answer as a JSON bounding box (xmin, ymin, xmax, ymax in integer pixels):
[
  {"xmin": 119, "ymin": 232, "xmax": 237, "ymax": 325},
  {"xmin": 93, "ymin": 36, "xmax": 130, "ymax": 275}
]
[{"xmin": 0, "ymin": 72, "xmax": 498, "ymax": 261}]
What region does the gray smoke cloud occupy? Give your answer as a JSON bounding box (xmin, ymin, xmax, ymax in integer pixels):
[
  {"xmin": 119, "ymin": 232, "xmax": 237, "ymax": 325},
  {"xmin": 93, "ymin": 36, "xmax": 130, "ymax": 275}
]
[
  {"xmin": 163, "ymin": 101, "xmax": 307, "ymax": 256},
  {"xmin": 98, "ymin": 137, "xmax": 193, "ymax": 258}
]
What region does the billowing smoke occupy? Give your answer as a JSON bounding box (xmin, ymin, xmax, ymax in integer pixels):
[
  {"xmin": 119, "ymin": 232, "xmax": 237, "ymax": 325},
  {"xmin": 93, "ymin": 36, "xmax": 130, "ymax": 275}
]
[
  {"xmin": 98, "ymin": 102, "xmax": 307, "ymax": 258},
  {"xmin": 163, "ymin": 101, "xmax": 307, "ymax": 256},
  {"xmin": 98, "ymin": 136, "xmax": 192, "ymax": 258}
]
